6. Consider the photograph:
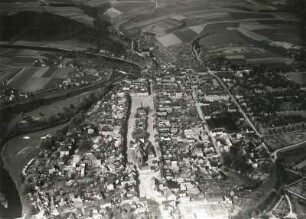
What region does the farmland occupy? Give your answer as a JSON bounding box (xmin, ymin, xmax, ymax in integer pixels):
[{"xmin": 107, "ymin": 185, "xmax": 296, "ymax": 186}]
[
  {"xmin": 0, "ymin": 46, "xmax": 128, "ymax": 95},
  {"xmin": 112, "ymin": 0, "xmax": 305, "ymax": 65},
  {"xmin": 2, "ymin": 67, "xmax": 73, "ymax": 93},
  {"xmin": 287, "ymin": 72, "xmax": 306, "ymax": 85},
  {"xmin": 6, "ymin": 91, "xmax": 95, "ymax": 133},
  {"xmin": 199, "ymin": 30, "xmax": 250, "ymax": 48},
  {"xmin": 265, "ymin": 131, "xmax": 306, "ymax": 151}
]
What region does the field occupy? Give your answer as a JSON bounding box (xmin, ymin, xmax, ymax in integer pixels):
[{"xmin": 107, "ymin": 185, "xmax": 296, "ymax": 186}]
[
  {"xmin": 0, "ymin": 1, "xmax": 95, "ymax": 28},
  {"xmin": 287, "ymin": 72, "xmax": 306, "ymax": 85},
  {"xmin": 246, "ymin": 57, "xmax": 293, "ymax": 64},
  {"xmin": 0, "ymin": 67, "xmax": 21, "ymax": 81},
  {"xmin": 115, "ymin": 0, "xmax": 305, "ymax": 65},
  {"xmin": 255, "ymin": 27, "xmax": 304, "ymax": 46},
  {"xmin": 199, "ymin": 30, "xmax": 250, "ymax": 48},
  {"xmin": 173, "ymin": 28, "xmax": 198, "ymax": 42},
  {"xmin": 44, "ymin": 6, "xmax": 95, "ymax": 28},
  {"xmin": 265, "ymin": 131, "xmax": 306, "ymax": 151},
  {"xmin": 25, "ymin": 91, "xmax": 92, "ymax": 118},
  {"xmin": 199, "ymin": 22, "xmax": 239, "ymax": 37},
  {"xmin": 230, "ymin": 12, "xmax": 274, "ymax": 20},
  {"xmin": 208, "ymin": 45, "xmax": 277, "ymax": 59},
  {"xmin": 3, "ymin": 66, "xmax": 73, "ymax": 92},
  {"xmin": 157, "ymin": 33, "xmax": 183, "ymax": 47}
]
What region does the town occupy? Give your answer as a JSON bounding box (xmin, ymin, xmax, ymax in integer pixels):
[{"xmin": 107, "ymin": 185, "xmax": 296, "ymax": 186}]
[{"xmin": 0, "ymin": 0, "xmax": 306, "ymax": 219}]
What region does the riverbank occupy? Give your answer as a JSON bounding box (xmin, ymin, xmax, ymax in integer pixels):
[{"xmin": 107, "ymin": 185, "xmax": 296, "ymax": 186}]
[
  {"xmin": 1, "ymin": 123, "xmax": 69, "ymax": 218},
  {"xmin": 0, "ymin": 169, "xmax": 22, "ymax": 218},
  {"xmin": 0, "ymin": 66, "xmax": 140, "ymax": 219}
]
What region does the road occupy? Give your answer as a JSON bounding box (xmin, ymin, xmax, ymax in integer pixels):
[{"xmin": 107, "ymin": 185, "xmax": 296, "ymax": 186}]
[
  {"xmin": 285, "ymin": 194, "xmax": 297, "ymax": 219},
  {"xmin": 272, "ymin": 139, "xmax": 306, "ymax": 162},
  {"xmin": 184, "ymin": 72, "xmax": 220, "ymax": 155},
  {"xmin": 208, "ymin": 70, "xmax": 262, "ymax": 137},
  {"xmin": 192, "ymin": 36, "xmax": 272, "ymax": 157},
  {"xmin": 148, "ymin": 0, "xmax": 158, "ymax": 15}
]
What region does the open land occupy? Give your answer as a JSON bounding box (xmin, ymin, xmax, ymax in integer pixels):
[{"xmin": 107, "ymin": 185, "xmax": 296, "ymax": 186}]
[{"xmin": 115, "ymin": 0, "xmax": 304, "ymax": 64}]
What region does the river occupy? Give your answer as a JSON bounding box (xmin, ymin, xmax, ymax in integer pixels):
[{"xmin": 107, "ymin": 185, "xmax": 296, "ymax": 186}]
[
  {"xmin": 0, "ymin": 168, "xmax": 22, "ymax": 219},
  {"xmin": 0, "ymin": 123, "xmax": 69, "ymax": 219}
]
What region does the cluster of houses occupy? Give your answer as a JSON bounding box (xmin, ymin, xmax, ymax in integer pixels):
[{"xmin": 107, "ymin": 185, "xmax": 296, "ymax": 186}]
[
  {"xmin": 122, "ymin": 78, "xmax": 150, "ymax": 96},
  {"xmin": 34, "ymin": 55, "xmax": 111, "ymax": 92},
  {"xmin": 196, "ymin": 74, "xmax": 229, "ymax": 102},
  {"xmin": 150, "ymin": 67, "xmax": 237, "ymax": 218},
  {"xmin": 23, "ymin": 87, "xmax": 149, "ymax": 218},
  {"xmin": 191, "ymin": 73, "xmax": 272, "ymax": 182},
  {"xmin": 221, "ymin": 69, "xmax": 306, "ymax": 135},
  {"xmin": 153, "ymin": 68, "xmax": 219, "ymax": 200},
  {"xmin": 33, "ymin": 56, "xmax": 74, "ymax": 68},
  {"xmin": 0, "ymin": 81, "xmax": 28, "ymax": 103},
  {"xmin": 59, "ymin": 67, "xmax": 109, "ymax": 90}
]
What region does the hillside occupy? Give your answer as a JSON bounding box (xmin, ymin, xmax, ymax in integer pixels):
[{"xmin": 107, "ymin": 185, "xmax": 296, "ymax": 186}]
[{"xmin": 0, "ymin": 11, "xmax": 125, "ymax": 54}]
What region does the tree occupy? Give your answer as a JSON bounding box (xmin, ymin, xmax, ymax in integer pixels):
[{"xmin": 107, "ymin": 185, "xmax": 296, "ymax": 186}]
[{"xmin": 79, "ymin": 140, "xmax": 92, "ymax": 152}]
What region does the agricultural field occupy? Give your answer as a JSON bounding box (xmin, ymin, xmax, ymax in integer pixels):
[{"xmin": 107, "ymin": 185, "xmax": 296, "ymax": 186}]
[
  {"xmin": 44, "ymin": 6, "xmax": 95, "ymax": 28},
  {"xmin": 0, "ymin": 1, "xmax": 95, "ymax": 28},
  {"xmin": 255, "ymin": 27, "xmax": 305, "ymax": 46},
  {"xmin": 0, "ymin": 47, "xmax": 122, "ymax": 94},
  {"xmin": 2, "ymin": 66, "xmax": 73, "ymax": 93},
  {"xmin": 115, "ymin": 0, "xmax": 304, "ymax": 65},
  {"xmin": 173, "ymin": 28, "xmax": 198, "ymax": 42},
  {"xmin": 157, "ymin": 34, "xmax": 183, "ymax": 47},
  {"xmin": 287, "ymin": 72, "xmax": 306, "ymax": 85},
  {"xmin": 265, "ymin": 131, "xmax": 306, "ymax": 151},
  {"xmin": 0, "ymin": 58, "xmax": 62, "ymax": 93},
  {"xmin": 199, "ymin": 30, "xmax": 250, "ymax": 48},
  {"xmin": 24, "ymin": 91, "xmax": 91, "ymax": 118},
  {"xmin": 198, "ymin": 22, "xmax": 240, "ymax": 37},
  {"xmin": 0, "ymin": 1, "xmax": 40, "ymax": 15}
]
